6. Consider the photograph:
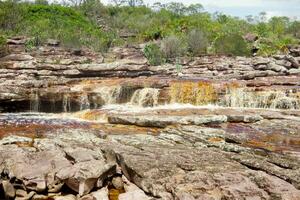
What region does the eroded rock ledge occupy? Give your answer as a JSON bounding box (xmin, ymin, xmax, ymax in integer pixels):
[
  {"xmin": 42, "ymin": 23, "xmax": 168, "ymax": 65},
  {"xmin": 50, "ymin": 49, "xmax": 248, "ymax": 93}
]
[{"xmin": 0, "ymin": 37, "xmax": 300, "ymax": 112}]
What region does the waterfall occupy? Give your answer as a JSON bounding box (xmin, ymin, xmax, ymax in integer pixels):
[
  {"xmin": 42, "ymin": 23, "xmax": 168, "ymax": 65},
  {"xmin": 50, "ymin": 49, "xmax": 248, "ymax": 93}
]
[
  {"xmin": 93, "ymin": 86, "xmax": 122, "ymax": 105},
  {"xmin": 30, "ymin": 90, "xmax": 40, "ymax": 112},
  {"xmin": 130, "ymin": 88, "xmax": 159, "ymax": 107},
  {"xmin": 80, "ymin": 94, "xmax": 90, "ymax": 110},
  {"xmin": 221, "ymin": 89, "xmax": 300, "ymax": 109},
  {"xmin": 63, "ymin": 94, "xmax": 71, "ymax": 112},
  {"xmin": 169, "ymin": 81, "xmax": 300, "ymax": 110},
  {"xmin": 170, "ymin": 81, "xmax": 217, "ymax": 105}
]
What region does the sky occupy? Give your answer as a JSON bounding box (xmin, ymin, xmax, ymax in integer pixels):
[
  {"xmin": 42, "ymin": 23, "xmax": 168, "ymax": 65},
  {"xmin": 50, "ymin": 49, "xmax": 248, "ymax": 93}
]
[{"xmin": 101, "ymin": 0, "xmax": 300, "ymax": 19}]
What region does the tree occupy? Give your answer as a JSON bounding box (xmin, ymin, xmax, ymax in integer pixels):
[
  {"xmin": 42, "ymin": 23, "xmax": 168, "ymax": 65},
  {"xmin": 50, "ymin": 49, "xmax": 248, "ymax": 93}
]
[
  {"xmin": 165, "ymin": 2, "xmax": 186, "ymax": 16},
  {"xmin": 186, "ymin": 3, "xmax": 203, "ymax": 15},
  {"xmin": 79, "ymin": 0, "xmax": 105, "ymax": 22},
  {"xmin": 34, "ymin": 0, "xmax": 49, "ymax": 5},
  {"xmin": 110, "ymin": 0, "xmax": 143, "ymax": 7}
]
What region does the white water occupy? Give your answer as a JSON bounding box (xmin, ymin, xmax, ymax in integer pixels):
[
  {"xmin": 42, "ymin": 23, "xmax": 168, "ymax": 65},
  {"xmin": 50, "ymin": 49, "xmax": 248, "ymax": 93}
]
[{"xmin": 130, "ymin": 88, "xmax": 159, "ymax": 107}]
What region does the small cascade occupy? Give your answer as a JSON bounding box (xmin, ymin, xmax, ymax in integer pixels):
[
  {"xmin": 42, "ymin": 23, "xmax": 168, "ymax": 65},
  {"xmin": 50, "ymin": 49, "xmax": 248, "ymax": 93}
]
[
  {"xmin": 93, "ymin": 86, "xmax": 122, "ymax": 105},
  {"xmin": 169, "ymin": 81, "xmax": 300, "ymax": 110},
  {"xmin": 130, "ymin": 88, "xmax": 160, "ymax": 107},
  {"xmin": 63, "ymin": 94, "xmax": 71, "ymax": 112},
  {"xmin": 30, "ymin": 90, "xmax": 40, "ymax": 112},
  {"xmin": 170, "ymin": 81, "xmax": 217, "ymax": 105},
  {"xmin": 221, "ymin": 89, "xmax": 300, "ymax": 109},
  {"xmin": 80, "ymin": 94, "xmax": 90, "ymax": 110}
]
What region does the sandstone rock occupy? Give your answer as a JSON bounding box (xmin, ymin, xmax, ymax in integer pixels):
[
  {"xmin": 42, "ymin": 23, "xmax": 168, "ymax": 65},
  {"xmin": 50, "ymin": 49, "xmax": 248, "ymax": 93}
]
[
  {"xmin": 79, "ymin": 194, "xmax": 96, "ymax": 200},
  {"xmin": 91, "ymin": 187, "xmax": 109, "ymax": 200},
  {"xmin": 289, "ymin": 68, "xmax": 300, "ymax": 75},
  {"xmin": 253, "ymin": 57, "xmax": 270, "ymax": 66},
  {"xmin": 54, "ymin": 194, "xmax": 76, "ymax": 200},
  {"xmin": 2, "ymin": 180, "xmax": 16, "ymax": 198},
  {"xmin": 119, "ymin": 177, "xmax": 150, "ymax": 200},
  {"xmin": 56, "ymin": 160, "xmax": 116, "ymax": 196},
  {"xmin": 285, "ymin": 55, "xmax": 300, "ymax": 68},
  {"xmin": 47, "ymin": 39, "xmax": 60, "ymax": 47},
  {"xmin": 0, "ymin": 54, "xmax": 34, "ymax": 61},
  {"xmin": 227, "ymin": 115, "xmax": 263, "ymax": 123},
  {"xmin": 267, "ymin": 62, "xmax": 287, "ymax": 72},
  {"xmin": 15, "ymin": 190, "xmax": 35, "ymax": 200},
  {"xmin": 112, "ymin": 176, "xmax": 124, "ymax": 190},
  {"xmin": 108, "ymin": 115, "xmax": 227, "ymax": 128}
]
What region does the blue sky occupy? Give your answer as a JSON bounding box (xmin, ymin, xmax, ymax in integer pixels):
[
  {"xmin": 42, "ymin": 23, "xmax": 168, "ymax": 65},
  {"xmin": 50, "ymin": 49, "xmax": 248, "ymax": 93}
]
[{"xmin": 101, "ymin": 0, "xmax": 300, "ymax": 19}]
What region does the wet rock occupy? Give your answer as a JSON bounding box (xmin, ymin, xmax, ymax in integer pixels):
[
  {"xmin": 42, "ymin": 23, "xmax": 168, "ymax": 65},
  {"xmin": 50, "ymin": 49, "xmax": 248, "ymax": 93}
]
[
  {"xmin": 108, "ymin": 114, "xmax": 227, "ymax": 128},
  {"xmin": 2, "ymin": 180, "xmax": 16, "ymax": 198},
  {"xmin": 227, "ymin": 115, "xmax": 263, "ymax": 123}
]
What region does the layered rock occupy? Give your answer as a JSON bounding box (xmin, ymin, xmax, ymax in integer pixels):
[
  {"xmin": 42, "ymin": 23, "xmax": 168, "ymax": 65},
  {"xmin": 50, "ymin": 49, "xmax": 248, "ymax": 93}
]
[{"xmin": 0, "ymin": 106, "xmax": 300, "ymax": 199}]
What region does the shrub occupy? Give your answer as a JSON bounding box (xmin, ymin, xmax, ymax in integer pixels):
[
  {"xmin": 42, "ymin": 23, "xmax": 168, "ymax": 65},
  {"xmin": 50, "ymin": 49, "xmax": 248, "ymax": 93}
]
[
  {"xmin": 160, "ymin": 35, "xmax": 186, "ymax": 60},
  {"xmin": 186, "ymin": 29, "xmax": 208, "ymax": 56},
  {"xmin": 0, "ymin": 0, "xmax": 25, "ymax": 31},
  {"xmin": 215, "ymin": 34, "xmax": 251, "ymax": 56},
  {"xmin": 143, "ymin": 43, "xmax": 165, "ymax": 66},
  {"xmin": 0, "ymin": 35, "xmax": 8, "ymax": 57}
]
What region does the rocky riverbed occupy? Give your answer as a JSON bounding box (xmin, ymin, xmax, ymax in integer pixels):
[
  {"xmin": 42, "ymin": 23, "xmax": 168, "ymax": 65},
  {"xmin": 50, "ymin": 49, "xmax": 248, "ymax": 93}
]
[{"xmin": 0, "ymin": 37, "xmax": 300, "ymax": 199}]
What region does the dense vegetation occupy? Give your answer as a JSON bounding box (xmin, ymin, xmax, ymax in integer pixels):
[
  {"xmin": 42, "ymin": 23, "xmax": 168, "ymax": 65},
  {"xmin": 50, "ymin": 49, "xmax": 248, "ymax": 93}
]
[{"xmin": 1, "ymin": 0, "xmax": 300, "ymax": 62}]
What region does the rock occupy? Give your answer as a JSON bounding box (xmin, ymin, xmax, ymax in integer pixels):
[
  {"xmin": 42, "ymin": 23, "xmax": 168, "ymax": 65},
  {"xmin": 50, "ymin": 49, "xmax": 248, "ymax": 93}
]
[
  {"xmin": 275, "ymin": 59, "xmax": 292, "ymax": 69},
  {"xmin": 227, "ymin": 115, "xmax": 263, "ymax": 123},
  {"xmin": 285, "ymin": 55, "xmax": 300, "ymax": 68},
  {"xmin": 267, "ymin": 62, "xmax": 287, "ymax": 72},
  {"xmin": 79, "ymin": 194, "xmax": 96, "ymax": 200},
  {"xmin": 54, "ymin": 194, "xmax": 76, "ymax": 200},
  {"xmin": 112, "ymin": 176, "xmax": 124, "ymax": 190},
  {"xmin": 108, "ymin": 114, "xmax": 227, "ymax": 128},
  {"xmin": 252, "ymin": 57, "xmax": 270, "ymax": 66},
  {"xmin": 0, "ymin": 135, "xmax": 32, "ymax": 145},
  {"xmin": 91, "ymin": 187, "xmax": 109, "ymax": 200},
  {"xmin": 72, "ymin": 49, "xmax": 82, "ymax": 56},
  {"xmin": 47, "ymin": 39, "xmax": 60, "ymax": 47},
  {"xmin": 2, "ymin": 180, "xmax": 16, "ymax": 198},
  {"xmin": 289, "ymin": 68, "xmax": 300, "ymax": 75},
  {"xmin": 0, "ymin": 54, "xmax": 33, "ymax": 61},
  {"xmin": 15, "ymin": 190, "xmax": 35, "ymax": 200},
  {"xmin": 56, "ymin": 160, "xmax": 116, "ymax": 196},
  {"xmin": 119, "ymin": 177, "xmax": 150, "ymax": 200}
]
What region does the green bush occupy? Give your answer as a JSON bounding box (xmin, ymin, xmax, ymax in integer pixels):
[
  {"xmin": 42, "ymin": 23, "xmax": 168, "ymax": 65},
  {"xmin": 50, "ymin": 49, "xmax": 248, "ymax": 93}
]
[
  {"xmin": 144, "ymin": 43, "xmax": 165, "ymax": 66},
  {"xmin": 161, "ymin": 35, "xmax": 186, "ymax": 60},
  {"xmin": 215, "ymin": 34, "xmax": 251, "ymax": 56},
  {"xmin": 0, "ymin": 35, "xmax": 7, "ymax": 57},
  {"xmin": 186, "ymin": 29, "xmax": 208, "ymax": 56}
]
